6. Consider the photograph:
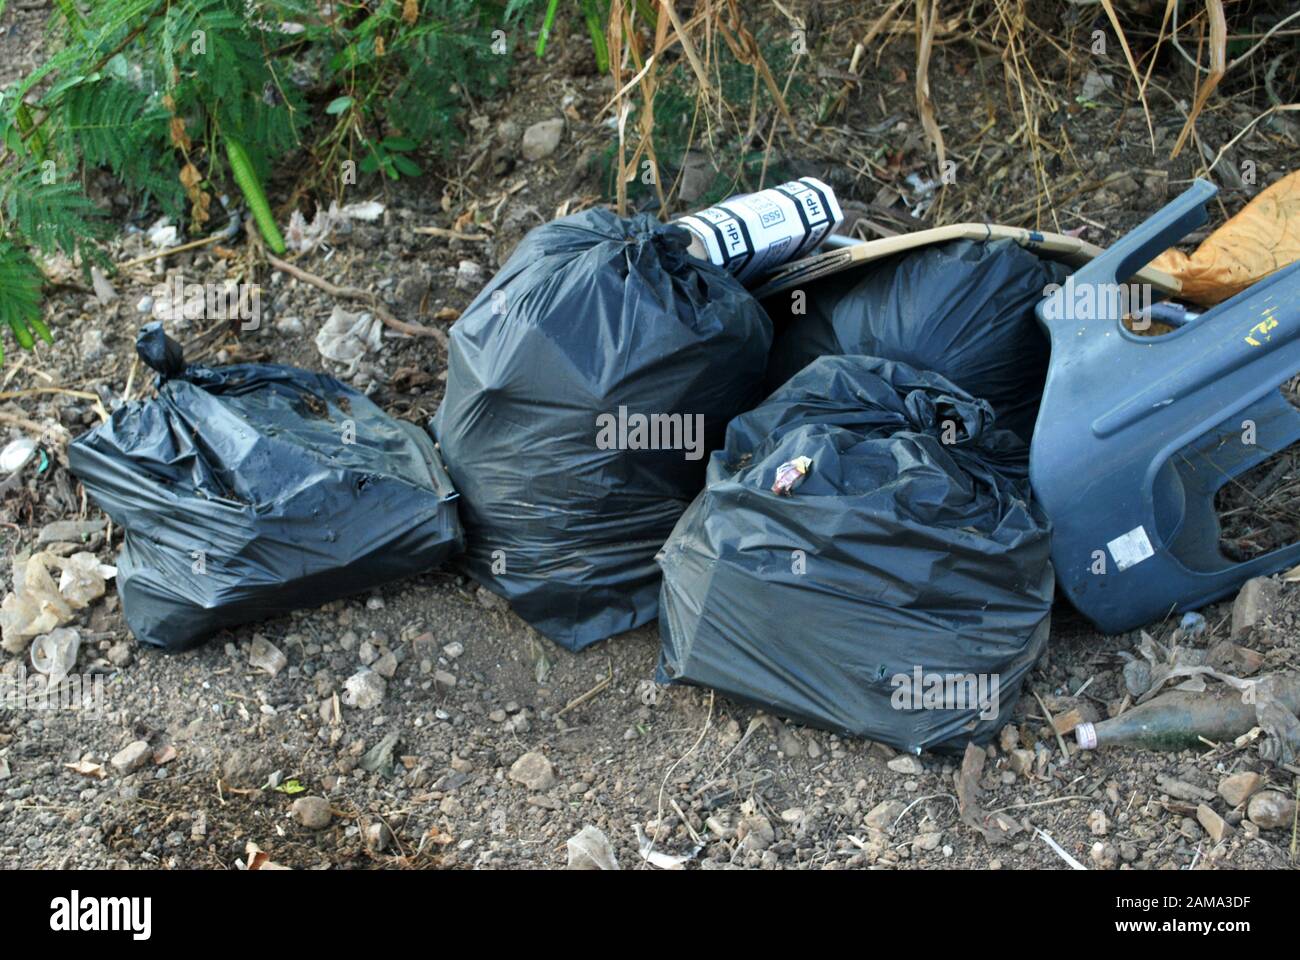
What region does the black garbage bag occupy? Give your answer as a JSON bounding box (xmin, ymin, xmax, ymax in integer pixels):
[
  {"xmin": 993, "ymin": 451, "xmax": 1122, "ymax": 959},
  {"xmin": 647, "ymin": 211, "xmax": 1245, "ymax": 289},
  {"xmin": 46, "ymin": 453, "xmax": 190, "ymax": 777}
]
[
  {"xmin": 435, "ymin": 208, "xmax": 773, "ymax": 651},
  {"xmin": 656, "ymin": 355, "xmax": 1054, "ymax": 754},
  {"xmin": 69, "ymin": 323, "xmax": 463, "ymax": 651},
  {"xmin": 765, "ymin": 238, "xmax": 1069, "ymax": 442}
]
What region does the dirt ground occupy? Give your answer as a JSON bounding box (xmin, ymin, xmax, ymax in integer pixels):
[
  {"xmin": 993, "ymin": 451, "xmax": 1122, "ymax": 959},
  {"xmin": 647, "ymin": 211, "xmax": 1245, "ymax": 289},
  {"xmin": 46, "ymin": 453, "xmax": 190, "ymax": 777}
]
[{"xmin": 1, "ymin": 2, "xmax": 1297, "ymax": 870}]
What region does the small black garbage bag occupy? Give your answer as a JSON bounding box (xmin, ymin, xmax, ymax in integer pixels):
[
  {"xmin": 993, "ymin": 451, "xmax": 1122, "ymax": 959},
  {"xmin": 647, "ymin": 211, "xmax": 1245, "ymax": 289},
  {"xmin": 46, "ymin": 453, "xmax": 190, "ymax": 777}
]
[
  {"xmin": 765, "ymin": 239, "xmax": 1069, "ymax": 441},
  {"xmin": 656, "ymin": 355, "xmax": 1054, "ymax": 754},
  {"xmin": 69, "ymin": 323, "xmax": 463, "ymax": 651},
  {"xmin": 434, "ymin": 208, "xmax": 772, "ymax": 651}
]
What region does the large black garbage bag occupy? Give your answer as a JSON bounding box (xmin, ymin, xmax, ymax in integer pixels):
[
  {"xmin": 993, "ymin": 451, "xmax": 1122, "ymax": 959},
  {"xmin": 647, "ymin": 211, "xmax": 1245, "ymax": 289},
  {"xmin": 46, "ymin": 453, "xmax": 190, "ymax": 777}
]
[
  {"xmin": 69, "ymin": 323, "xmax": 463, "ymax": 651},
  {"xmin": 435, "ymin": 208, "xmax": 772, "ymax": 651},
  {"xmin": 765, "ymin": 239, "xmax": 1069, "ymax": 441},
  {"xmin": 656, "ymin": 355, "xmax": 1054, "ymax": 754}
]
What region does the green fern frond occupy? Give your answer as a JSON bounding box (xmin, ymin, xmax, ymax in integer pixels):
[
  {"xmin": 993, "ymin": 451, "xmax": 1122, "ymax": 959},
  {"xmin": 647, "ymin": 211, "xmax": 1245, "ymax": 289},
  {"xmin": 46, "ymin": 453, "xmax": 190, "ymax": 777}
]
[
  {"xmin": 0, "ymin": 162, "xmax": 106, "ymax": 260},
  {"xmin": 0, "ymin": 241, "xmax": 49, "ymax": 363}
]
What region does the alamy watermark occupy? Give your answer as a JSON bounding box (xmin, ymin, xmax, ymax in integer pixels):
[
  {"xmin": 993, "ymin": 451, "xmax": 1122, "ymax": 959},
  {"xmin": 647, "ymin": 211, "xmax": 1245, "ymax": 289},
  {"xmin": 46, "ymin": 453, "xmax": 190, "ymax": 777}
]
[
  {"xmin": 0, "ymin": 665, "xmax": 106, "ymax": 712},
  {"xmin": 595, "ymin": 406, "xmax": 705, "ymax": 461},
  {"xmin": 890, "ymin": 666, "xmax": 1001, "ymax": 720},
  {"xmin": 151, "ymin": 274, "xmax": 261, "ymax": 330},
  {"xmin": 1041, "ymin": 276, "xmax": 1153, "ymax": 329}
]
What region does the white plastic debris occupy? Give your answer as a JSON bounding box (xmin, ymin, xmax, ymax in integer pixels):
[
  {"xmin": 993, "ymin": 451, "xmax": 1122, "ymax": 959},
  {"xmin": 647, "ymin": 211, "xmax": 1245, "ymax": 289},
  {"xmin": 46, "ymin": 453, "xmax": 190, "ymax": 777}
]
[
  {"xmin": 0, "ymin": 552, "xmax": 116, "ymax": 654},
  {"xmin": 147, "ymin": 217, "xmax": 179, "ymax": 249},
  {"xmin": 566, "ymin": 825, "xmax": 620, "ymax": 870},
  {"xmin": 90, "ymin": 267, "xmax": 119, "ymax": 305},
  {"xmin": 30, "ymin": 627, "xmax": 80, "ymax": 686},
  {"xmin": 284, "ymin": 200, "xmax": 385, "ymax": 253},
  {"xmin": 315, "ymin": 306, "xmax": 384, "ymax": 375}
]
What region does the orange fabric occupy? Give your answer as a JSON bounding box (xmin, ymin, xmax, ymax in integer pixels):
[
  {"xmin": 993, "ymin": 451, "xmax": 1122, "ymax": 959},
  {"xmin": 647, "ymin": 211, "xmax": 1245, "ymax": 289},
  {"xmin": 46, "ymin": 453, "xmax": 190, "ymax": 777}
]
[{"xmin": 1149, "ymin": 169, "xmax": 1300, "ymax": 305}]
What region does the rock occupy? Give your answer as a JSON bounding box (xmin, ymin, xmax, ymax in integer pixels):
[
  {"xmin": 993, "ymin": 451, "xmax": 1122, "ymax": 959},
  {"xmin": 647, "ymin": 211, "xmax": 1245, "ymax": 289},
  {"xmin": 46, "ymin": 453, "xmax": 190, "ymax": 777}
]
[
  {"xmin": 705, "ymin": 814, "xmax": 735, "ymax": 839},
  {"xmin": 998, "ymin": 725, "xmax": 1019, "ymax": 753},
  {"xmin": 496, "ymin": 119, "xmax": 521, "ymax": 144},
  {"xmin": 1079, "ymin": 69, "xmax": 1113, "ymax": 102},
  {"xmin": 1157, "ymin": 774, "xmax": 1216, "ymax": 803},
  {"xmin": 342, "ymin": 668, "xmax": 386, "ymax": 710},
  {"xmin": 1087, "ymin": 809, "xmax": 1109, "ymax": 836},
  {"xmin": 90, "ymin": 267, "xmax": 118, "ymax": 305},
  {"xmin": 912, "ymin": 830, "xmax": 943, "ymax": 852},
  {"xmin": 1247, "ymin": 790, "xmax": 1297, "ymax": 830},
  {"xmin": 1122, "ymin": 659, "xmax": 1152, "ymax": 697},
  {"xmin": 393, "ymin": 274, "xmax": 430, "ymax": 312},
  {"xmin": 475, "ymin": 586, "xmax": 506, "ymax": 611},
  {"xmin": 372, "ymin": 651, "xmax": 398, "ymax": 679},
  {"xmin": 521, "ymin": 118, "xmax": 564, "ymax": 161},
  {"xmin": 111, "ymin": 741, "xmax": 150, "ymax": 775},
  {"xmin": 887, "ymin": 755, "xmax": 924, "ymax": 776},
  {"xmin": 366, "ymin": 821, "xmax": 392, "ymax": 852},
  {"xmin": 677, "ymin": 150, "xmax": 716, "ymax": 204},
  {"xmin": 292, "ymin": 796, "xmax": 333, "ymax": 830},
  {"xmin": 864, "ymin": 799, "xmax": 906, "ymax": 833},
  {"xmin": 433, "ymin": 669, "xmax": 457, "ymax": 690},
  {"xmin": 1008, "ymin": 748, "xmax": 1035, "ymax": 776},
  {"xmin": 37, "ymin": 519, "xmax": 105, "ymax": 545},
  {"xmin": 359, "ymin": 732, "xmax": 399, "ymax": 777},
  {"xmin": 106, "ymin": 641, "xmax": 133, "ymax": 668},
  {"xmin": 80, "ymin": 329, "xmax": 109, "ymax": 363},
  {"xmin": 274, "ymin": 315, "xmax": 304, "ymax": 335},
  {"xmin": 737, "ymin": 815, "xmax": 775, "ymax": 851},
  {"xmin": 1089, "ymin": 841, "xmax": 1117, "ymax": 869},
  {"xmin": 509, "ymin": 751, "xmax": 555, "ymax": 792},
  {"xmin": 1218, "ymin": 772, "xmax": 1263, "ymax": 807},
  {"xmin": 442, "ymin": 641, "xmax": 464, "ymax": 659},
  {"xmin": 454, "ymin": 259, "xmax": 482, "ymax": 291},
  {"xmin": 1231, "ymin": 577, "xmax": 1279, "ymax": 641},
  {"xmin": 249, "ymin": 635, "xmax": 287, "ymax": 677},
  {"xmin": 776, "ymin": 726, "xmax": 804, "ymax": 757},
  {"xmin": 221, "ymin": 747, "xmax": 272, "ymax": 788},
  {"xmin": 1196, "ymin": 803, "xmax": 1231, "ymax": 843},
  {"xmin": 358, "ymin": 640, "xmax": 377, "ymax": 665},
  {"xmin": 1206, "ymin": 641, "xmax": 1264, "ymax": 676}
]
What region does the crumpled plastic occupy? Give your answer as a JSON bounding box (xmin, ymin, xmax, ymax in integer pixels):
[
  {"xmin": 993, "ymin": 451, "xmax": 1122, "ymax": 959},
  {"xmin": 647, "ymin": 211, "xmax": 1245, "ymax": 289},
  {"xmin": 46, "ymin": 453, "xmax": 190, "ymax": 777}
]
[
  {"xmin": 314, "ymin": 306, "xmax": 383, "ymax": 375},
  {"xmin": 30, "ymin": 626, "xmax": 81, "ymax": 686},
  {"xmin": 0, "ymin": 552, "xmax": 116, "ymax": 653},
  {"xmin": 565, "ymin": 825, "xmax": 620, "ymax": 870},
  {"xmin": 1150, "ymin": 169, "xmax": 1300, "ymax": 305}
]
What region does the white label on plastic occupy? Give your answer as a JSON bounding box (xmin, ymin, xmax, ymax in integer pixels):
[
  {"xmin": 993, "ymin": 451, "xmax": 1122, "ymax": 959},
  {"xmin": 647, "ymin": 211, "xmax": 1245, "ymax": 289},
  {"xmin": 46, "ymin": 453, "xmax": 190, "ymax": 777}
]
[
  {"xmin": 676, "ymin": 176, "xmax": 844, "ymax": 283},
  {"xmin": 1107, "ymin": 525, "xmax": 1155, "ymax": 572}
]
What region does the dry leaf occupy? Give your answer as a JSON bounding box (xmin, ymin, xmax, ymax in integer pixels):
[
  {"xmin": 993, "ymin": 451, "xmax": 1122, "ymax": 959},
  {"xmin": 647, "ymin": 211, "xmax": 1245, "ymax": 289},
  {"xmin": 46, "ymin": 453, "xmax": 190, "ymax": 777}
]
[
  {"xmin": 425, "ymin": 825, "xmax": 454, "ymax": 847},
  {"xmin": 402, "ymin": 0, "xmax": 419, "ymax": 25},
  {"xmin": 169, "ymin": 115, "xmax": 191, "ymax": 151},
  {"xmin": 65, "ymin": 760, "xmax": 106, "ymax": 779}
]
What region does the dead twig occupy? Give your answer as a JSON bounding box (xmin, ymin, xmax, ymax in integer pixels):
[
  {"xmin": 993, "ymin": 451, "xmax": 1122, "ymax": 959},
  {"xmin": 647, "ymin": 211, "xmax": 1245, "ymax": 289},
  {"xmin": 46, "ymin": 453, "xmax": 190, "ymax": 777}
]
[
  {"xmin": 412, "ymin": 227, "xmax": 489, "ymax": 242},
  {"xmin": 1171, "ymin": 0, "xmax": 1227, "ymax": 159},
  {"xmin": 1032, "ymin": 688, "xmax": 1071, "ymax": 765},
  {"xmin": 265, "ymin": 253, "xmax": 446, "ymax": 346},
  {"xmin": 556, "ymin": 659, "xmax": 614, "ymax": 718}
]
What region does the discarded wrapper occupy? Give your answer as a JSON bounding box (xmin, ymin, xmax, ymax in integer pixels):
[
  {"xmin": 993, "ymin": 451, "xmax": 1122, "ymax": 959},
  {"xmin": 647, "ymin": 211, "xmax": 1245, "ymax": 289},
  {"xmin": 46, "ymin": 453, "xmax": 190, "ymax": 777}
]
[
  {"xmin": 771, "ymin": 456, "xmax": 813, "ymax": 496},
  {"xmin": 676, "ymin": 177, "xmax": 843, "ymax": 284}
]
